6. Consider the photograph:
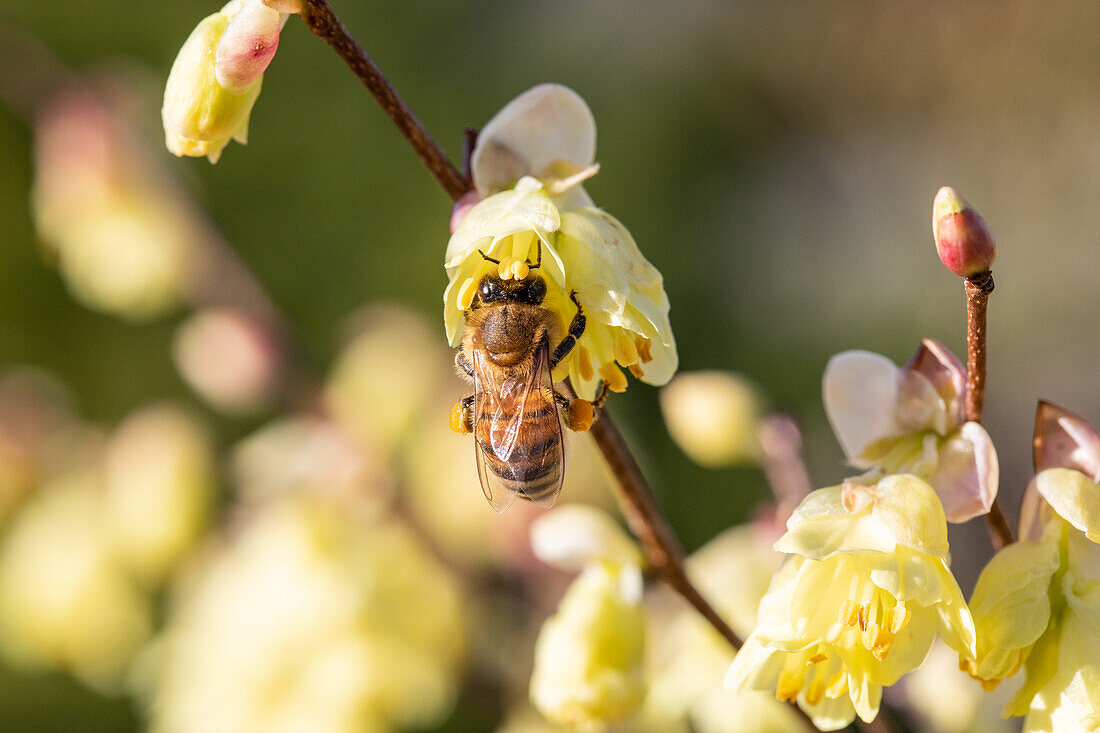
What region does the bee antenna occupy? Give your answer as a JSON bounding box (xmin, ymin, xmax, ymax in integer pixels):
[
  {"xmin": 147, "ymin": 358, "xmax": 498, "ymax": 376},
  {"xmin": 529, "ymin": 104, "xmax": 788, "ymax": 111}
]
[{"xmin": 478, "ymin": 249, "xmax": 500, "ymax": 265}]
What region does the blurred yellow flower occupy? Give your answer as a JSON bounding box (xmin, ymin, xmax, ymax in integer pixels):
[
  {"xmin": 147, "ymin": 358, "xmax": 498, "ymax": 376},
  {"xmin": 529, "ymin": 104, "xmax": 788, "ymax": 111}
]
[
  {"xmin": 444, "ymin": 85, "xmax": 677, "ymax": 401},
  {"xmin": 659, "ymin": 371, "xmax": 765, "ymax": 468},
  {"xmin": 144, "ymin": 493, "xmax": 465, "ymax": 733},
  {"xmin": 529, "ymin": 505, "xmax": 647, "ymax": 728},
  {"xmin": 34, "ymin": 90, "xmax": 197, "ymax": 319},
  {"xmin": 727, "ymin": 476, "xmax": 975, "ymax": 730},
  {"xmin": 0, "ymin": 473, "xmax": 151, "ymax": 691},
  {"xmin": 101, "ymin": 405, "xmax": 216, "ymax": 586}
]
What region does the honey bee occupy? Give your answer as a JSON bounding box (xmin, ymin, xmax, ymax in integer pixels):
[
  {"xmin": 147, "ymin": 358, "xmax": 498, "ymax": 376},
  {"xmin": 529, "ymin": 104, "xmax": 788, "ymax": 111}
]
[{"xmin": 451, "ymin": 249, "xmax": 595, "ymax": 513}]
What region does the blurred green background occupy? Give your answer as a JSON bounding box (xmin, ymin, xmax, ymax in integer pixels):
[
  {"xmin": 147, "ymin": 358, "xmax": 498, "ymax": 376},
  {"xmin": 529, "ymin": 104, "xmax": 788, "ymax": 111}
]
[{"xmin": 1, "ymin": 1, "xmax": 1098, "ymax": 730}]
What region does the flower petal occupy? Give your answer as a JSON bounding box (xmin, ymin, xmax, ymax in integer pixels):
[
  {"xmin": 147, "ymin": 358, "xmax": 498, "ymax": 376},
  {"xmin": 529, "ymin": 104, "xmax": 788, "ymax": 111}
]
[
  {"xmin": 930, "ymin": 422, "xmax": 999, "ymax": 523},
  {"xmin": 823, "ymin": 352, "xmax": 904, "ymax": 464},
  {"xmin": 1034, "ymin": 400, "xmax": 1100, "ymax": 480},
  {"xmin": 444, "ymin": 179, "xmax": 563, "ymax": 276},
  {"xmin": 869, "ymin": 475, "xmax": 949, "ymax": 557},
  {"xmin": 471, "ymin": 84, "xmax": 596, "ymax": 198},
  {"xmin": 904, "ymin": 338, "xmax": 966, "ymax": 427},
  {"xmin": 215, "ymin": 0, "xmax": 282, "ymax": 93},
  {"xmin": 1035, "ymin": 468, "xmax": 1100, "ymax": 542},
  {"xmin": 774, "ymin": 485, "xmax": 897, "ymax": 559},
  {"xmin": 969, "ymin": 537, "xmax": 1059, "ymax": 681},
  {"xmin": 895, "ymin": 369, "xmax": 950, "ymax": 436}
]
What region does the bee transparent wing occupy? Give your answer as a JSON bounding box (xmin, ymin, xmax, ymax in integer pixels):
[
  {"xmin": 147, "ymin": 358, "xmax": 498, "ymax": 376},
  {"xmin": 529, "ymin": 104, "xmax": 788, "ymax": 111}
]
[
  {"xmin": 525, "ymin": 340, "xmax": 565, "ymax": 509},
  {"xmin": 475, "ymin": 439, "xmax": 518, "ymax": 513},
  {"xmin": 471, "ymin": 343, "xmax": 564, "ymax": 513},
  {"xmin": 472, "ymin": 348, "xmax": 520, "ymax": 514}
]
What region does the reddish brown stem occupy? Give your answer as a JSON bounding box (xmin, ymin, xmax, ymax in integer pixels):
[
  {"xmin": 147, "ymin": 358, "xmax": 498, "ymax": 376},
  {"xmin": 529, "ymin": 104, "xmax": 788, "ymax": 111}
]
[
  {"xmin": 300, "ymin": 0, "xmax": 469, "ymax": 200},
  {"xmin": 587, "ymin": 411, "xmax": 743, "ymax": 651},
  {"xmin": 964, "ymin": 270, "xmax": 1014, "ymax": 550}
]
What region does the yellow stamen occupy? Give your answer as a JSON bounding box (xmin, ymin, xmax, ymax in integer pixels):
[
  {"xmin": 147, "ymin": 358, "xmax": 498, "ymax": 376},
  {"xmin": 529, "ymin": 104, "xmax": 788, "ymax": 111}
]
[
  {"xmin": 599, "ymin": 362, "xmax": 628, "ymax": 393},
  {"xmin": 457, "ymin": 277, "xmax": 478, "ymax": 310},
  {"xmin": 871, "ymin": 629, "xmax": 895, "ymax": 661},
  {"xmin": 775, "ymin": 670, "xmax": 804, "ymax": 703},
  {"xmin": 805, "ymin": 677, "xmax": 825, "ymax": 706},
  {"xmin": 857, "ymin": 603, "xmax": 870, "ymax": 632},
  {"xmin": 577, "ymin": 346, "xmax": 595, "ymax": 382},
  {"xmin": 628, "ymin": 363, "xmax": 645, "ymax": 379},
  {"xmin": 980, "ymin": 678, "xmax": 1001, "ymax": 692},
  {"xmin": 861, "ymin": 621, "xmax": 879, "ymax": 651},
  {"xmin": 839, "ymin": 600, "xmax": 859, "ymax": 627},
  {"xmin": 636, "ymin": 337, "xmax": 653, "ymax": 363},
  {"xmin": 889, "ymin": 603, "xmax": 910, "ymax": 633},
  {"xmin": 825, "ymin": 671, "xmax": 848, "ymax": 699},
  {"xmin": 805, "ymin": 653, "xmax": 827, "ymax": 666},
  {"xmin": 498, "ymin": 257, "xmax": 517, "ymax": 280},
  {"xmin": 613, "ymin": 333, "xmax": 640, "ymax": 366},
  {"xmin": 511, "ymin": 260, "xmax": 530, "ymax": 280}
]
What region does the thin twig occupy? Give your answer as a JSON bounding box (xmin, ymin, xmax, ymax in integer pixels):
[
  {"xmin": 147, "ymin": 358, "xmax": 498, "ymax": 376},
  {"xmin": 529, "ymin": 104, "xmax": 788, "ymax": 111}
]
[
  {"xmin": 964, "ymin": 270, "xmax": 1014, "ymax": 550},
  {"xmin": 300, "ymin": 0, "xmax": 469, "ymax": 200},
  {"xmin": 586, "ymin": 407, "xmax": 743, "ymax": 651}
]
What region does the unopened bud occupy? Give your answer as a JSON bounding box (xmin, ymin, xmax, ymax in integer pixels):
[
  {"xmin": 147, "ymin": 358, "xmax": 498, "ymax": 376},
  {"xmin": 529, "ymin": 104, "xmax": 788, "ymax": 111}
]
[
  {"xmin": 215, "ymin": 0, "xmax": 284, "ymax": 94},
  {"xmin": 932, "ymin": 187, "xmax": 997, "ymax": 277},
  {"xmin": 162, "ymin": 2, "xmax": 264, "ymax": 163}
]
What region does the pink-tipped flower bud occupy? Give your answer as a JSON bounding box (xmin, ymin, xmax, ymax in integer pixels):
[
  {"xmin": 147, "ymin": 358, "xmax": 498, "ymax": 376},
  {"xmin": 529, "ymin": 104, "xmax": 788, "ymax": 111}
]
[{"xmin": 932, "ymin": 187, "xmax": 997, "ymax": 277}]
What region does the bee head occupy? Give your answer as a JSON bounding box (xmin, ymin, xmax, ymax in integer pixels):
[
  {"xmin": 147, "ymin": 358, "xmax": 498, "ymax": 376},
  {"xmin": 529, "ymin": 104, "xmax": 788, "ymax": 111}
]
[{"xmin": 477, "ymin": 274, "xmax": 546, "ymax": 306}]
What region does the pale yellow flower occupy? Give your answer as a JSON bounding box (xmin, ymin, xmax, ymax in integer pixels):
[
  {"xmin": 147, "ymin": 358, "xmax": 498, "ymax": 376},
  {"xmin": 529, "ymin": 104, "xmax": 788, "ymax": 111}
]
[
  {"xmin": 529, "ymin": 505, "xmax": 647, "ymax": 728},
  {"xmin": 34, "ymin": 90, "xmax": 196, "ymax": 319},
  {"xmin": 966, "ymin": 466, "xmax": 1100, "ymax": 733},
  {"xmin": 444, "ymin": 85, "xmax": 677, "ymax": 400},
  {"xmin": 144, "ymin": 492, "xmax": 465, "ymax": 733},
  {"xmin": 0, "ymin": 473, "xmax": 151, "ymax": 692},
  {"xmin": 823, "ymin": 339, "xmax": 998, "ymax": 522},
  {"xmin": 726, "ymin": 476, "xmax": 975, "ymax": 730},
  {"xmin": 659, "ymin": 371, "xmax": 765, "ymax": 468},
  {"xmin": 101, "ymin": 405, "xmax": 216, "ymax": 586},
  {"xmin": 444, "ymin": 177, "xmax": 676, "ymax": 399}
]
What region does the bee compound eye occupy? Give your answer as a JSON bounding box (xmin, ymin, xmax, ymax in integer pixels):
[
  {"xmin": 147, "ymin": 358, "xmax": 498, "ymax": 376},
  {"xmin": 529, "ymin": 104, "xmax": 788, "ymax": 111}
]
[{"xmin": 527, "ymin": 278, "xmax": 546, "ymax": 303}]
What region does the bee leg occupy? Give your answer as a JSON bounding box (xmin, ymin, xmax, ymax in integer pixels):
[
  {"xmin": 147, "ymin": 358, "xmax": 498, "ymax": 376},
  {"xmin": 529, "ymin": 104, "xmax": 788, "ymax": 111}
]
[
  {"xmin": 454, "ymin": 351, "xmax": 474, "ymax": 379},
  {"xmin": 550, "ymin": 290, "xmax": 586, "ymax": 369},
  {"xmin": 450, "ymin": 395, "xmax": 475, "ymax": 433},
  {"xmin": 555, "ymin": 390, "xmax": 594, "ymax": 433},
  {"xmin": 591, "ymin": 381, "xmax": 610, "ymax": 410}
]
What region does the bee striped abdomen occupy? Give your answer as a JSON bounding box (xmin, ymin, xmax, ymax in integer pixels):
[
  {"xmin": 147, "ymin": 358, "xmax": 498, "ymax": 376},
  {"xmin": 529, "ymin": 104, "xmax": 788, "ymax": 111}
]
[{"xmin": 475, "ymin": 396, "xmax": 562, "ymax": 502}]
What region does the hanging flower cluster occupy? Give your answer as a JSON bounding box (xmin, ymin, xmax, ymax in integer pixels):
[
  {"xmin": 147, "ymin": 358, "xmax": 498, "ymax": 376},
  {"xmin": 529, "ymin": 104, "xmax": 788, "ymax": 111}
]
[
  {"xmin": 443, "ymin": 85, "xmax": 677, "ymax": 400},
  {"xmin": 964, "ymin": 402, "xmax": 1100, "ymax": 733},
  {"xmin": 823, "ymin": 338, "xmax": 998, "ymax": 522},
  {"xmin": 727, "ymin": 475, "xmax": 975, "ymax": 729}
]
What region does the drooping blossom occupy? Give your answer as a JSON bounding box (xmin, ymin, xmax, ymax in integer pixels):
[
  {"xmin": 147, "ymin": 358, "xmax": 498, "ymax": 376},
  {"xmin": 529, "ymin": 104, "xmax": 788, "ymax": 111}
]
[
  {"xmin": 823, "ymin": 338, "xmax": 998, "ymax": 522},
  {"xmin": 727, "ymin": 475, "xmax": 975, "ymax": 730},
  {"xmin": 444, "ymin": 86, "xmax": 677, "ymax": 400}
]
